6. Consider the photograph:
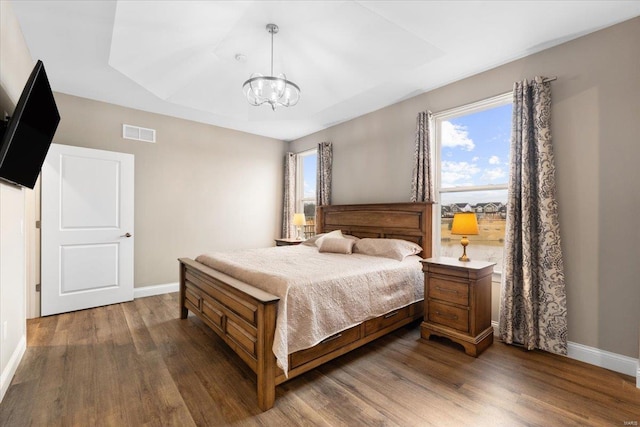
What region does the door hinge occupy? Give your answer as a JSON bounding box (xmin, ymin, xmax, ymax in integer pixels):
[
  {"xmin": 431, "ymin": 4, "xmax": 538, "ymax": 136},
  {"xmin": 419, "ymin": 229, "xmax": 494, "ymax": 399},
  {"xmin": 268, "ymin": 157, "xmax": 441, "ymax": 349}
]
[
  {"xmin": 35, "ymin": 220, "xmax": 41, "ymax": 229},
  {"xmin": 35, "ymin": 283, "xmax": 41, "ymax": 292}
]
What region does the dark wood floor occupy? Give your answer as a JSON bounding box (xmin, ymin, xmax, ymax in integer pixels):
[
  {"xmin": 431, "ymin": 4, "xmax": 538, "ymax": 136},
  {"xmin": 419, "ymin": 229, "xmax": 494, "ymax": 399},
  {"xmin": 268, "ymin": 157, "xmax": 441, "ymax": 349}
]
[{"xmin": 1, "ymin": 293, "xmax": 638, "ymax": 426}]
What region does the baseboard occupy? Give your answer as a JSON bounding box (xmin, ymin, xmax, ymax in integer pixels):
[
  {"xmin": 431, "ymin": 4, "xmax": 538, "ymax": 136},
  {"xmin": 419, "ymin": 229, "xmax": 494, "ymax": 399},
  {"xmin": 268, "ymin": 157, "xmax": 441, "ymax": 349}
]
[
  {"xmin": 133, "ymin": 282, "xmax": 179, "ymax": 299},
  {"xmin": 0, "ymin": 334, "xmax": 26, "ymax": 402},
  {"xmin": 491, "ymin": 321, "xmax": 639, "ymax": 380},
  {"xmin": 492, "ymin": 321, "xmax": 498, "ymax": 334},
  {"xmin": 567, "ymin": 341, "xmax": 638, "ymax": 378}
]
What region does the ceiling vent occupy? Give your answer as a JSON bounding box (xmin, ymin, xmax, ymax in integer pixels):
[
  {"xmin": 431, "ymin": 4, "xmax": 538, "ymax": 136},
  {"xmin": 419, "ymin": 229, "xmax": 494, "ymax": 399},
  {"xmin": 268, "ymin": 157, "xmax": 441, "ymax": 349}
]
[{"xmin": 122, "ymin": 124, "xmax": 156, "ymax": 143}]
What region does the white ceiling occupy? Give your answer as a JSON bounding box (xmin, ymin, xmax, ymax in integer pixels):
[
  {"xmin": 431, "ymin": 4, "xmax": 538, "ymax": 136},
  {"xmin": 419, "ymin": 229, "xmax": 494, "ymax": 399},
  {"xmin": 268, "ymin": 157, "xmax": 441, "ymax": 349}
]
[{"xmin": 11, "ymin": 1, "xmax": 640, "ymax": 141}]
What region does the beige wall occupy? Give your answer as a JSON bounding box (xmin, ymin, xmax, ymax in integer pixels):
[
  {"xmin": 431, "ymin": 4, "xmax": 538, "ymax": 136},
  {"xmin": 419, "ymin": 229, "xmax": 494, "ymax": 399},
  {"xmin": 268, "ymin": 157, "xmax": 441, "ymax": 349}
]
[
  {"xmin": 0, "ymin": 0, "xmax": 32, "ymax": 398},
  {"xmin": 53, "ymin": 93, "xmax": 286, "ymax": 287},
  {"xmin": 291, "ymin": 17, "xmax": 640, "ymax": 358}
]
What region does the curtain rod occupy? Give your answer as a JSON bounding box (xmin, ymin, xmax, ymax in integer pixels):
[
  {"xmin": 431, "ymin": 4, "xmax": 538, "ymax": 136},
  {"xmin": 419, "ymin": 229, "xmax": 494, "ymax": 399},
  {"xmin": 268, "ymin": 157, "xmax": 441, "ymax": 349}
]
[{"xmin": 431, "ymin": 76, "xmax": 557, "ymax": 118}]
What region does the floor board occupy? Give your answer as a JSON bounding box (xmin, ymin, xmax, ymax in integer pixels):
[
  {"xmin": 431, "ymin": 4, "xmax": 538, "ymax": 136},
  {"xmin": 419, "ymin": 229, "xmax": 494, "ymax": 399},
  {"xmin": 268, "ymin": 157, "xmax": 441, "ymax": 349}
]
[{"xmin": 1, "ymin": 293, "xmax": 638, "ymax": 426}]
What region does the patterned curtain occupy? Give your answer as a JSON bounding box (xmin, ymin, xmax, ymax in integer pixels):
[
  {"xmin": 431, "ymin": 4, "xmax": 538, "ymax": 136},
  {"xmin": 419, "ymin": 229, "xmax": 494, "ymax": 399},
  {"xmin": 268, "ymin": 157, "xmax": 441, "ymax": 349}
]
[
  {"xmin": 281, "ymin": 152, "xmax": 297, "ymax": 238},
  {"xmin": 317, "ymin": 142, "xmax": 332, "ymax": 206},
  {"xmin": 410, "ymin": 111, "xmax": 433, "ymax": 202},
  {"xmin": 499, "ymin": 77, "xmax": 568, "ymax": 355}
]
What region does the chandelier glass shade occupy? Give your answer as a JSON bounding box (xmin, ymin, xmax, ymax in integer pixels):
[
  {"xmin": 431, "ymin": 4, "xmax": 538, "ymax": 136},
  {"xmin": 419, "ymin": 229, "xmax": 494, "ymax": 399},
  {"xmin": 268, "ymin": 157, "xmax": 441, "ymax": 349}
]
[{"xmin": 243, "ymin": 24, "xmax": 300, "ymax": 111}]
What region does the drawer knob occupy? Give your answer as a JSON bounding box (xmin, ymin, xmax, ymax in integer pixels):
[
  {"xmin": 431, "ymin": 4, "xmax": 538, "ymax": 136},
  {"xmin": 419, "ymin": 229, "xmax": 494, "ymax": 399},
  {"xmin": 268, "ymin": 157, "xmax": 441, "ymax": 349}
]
[
  {"xmin": 435, "ymin": 311, "xmax": 459, "ymax": 320},
  {"xmin": 384, "ymin": 310, "xmax": 400, "ymax": 319},
  {"xmin": 435, "ymin": 286, "xmax": 459, "ymax": 294}
]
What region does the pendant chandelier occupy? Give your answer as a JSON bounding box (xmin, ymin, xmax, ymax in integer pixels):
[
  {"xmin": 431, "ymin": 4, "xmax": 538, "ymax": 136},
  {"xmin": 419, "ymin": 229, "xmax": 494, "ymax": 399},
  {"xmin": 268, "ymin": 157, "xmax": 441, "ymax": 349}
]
[{"xmin": 243, "ymin": 23, "xmax": 300, "ymax": 111}]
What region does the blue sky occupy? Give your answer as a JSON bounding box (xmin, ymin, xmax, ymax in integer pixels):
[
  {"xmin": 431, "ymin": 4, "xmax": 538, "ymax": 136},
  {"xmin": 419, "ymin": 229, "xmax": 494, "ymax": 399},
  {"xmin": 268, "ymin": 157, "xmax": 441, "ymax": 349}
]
[
  {"xmin": 440, "ymin": 103, "xmax": 511, "ymax": 204},
  {"xmin": 303, "ymin": 154, "xmax": 317, "ymax": 198}
]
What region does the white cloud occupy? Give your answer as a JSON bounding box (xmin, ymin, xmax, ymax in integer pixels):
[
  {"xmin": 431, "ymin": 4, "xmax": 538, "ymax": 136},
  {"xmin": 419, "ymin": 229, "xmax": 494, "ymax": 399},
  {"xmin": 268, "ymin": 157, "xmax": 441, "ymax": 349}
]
[
  {"xmin": 481, "ymin": 167, "xmax": 506, "ymax": 182},
  {"xmin": 441, "ymin": 121, "xmax": 475, "ymax": 151},
  {"xmin": 441, "ymin": 161, "xmax": 480, "ymax": 187},
  {"xmin": 443, "ymin": 161, "xmax": 480, "ymax": 174},
  {"xmin": 472, "ymin": 156, "xmax": 480, "ymax": 162},
  {"xmin": 488, "ymin": 155, "xmax": 500, "ymax": 165}
]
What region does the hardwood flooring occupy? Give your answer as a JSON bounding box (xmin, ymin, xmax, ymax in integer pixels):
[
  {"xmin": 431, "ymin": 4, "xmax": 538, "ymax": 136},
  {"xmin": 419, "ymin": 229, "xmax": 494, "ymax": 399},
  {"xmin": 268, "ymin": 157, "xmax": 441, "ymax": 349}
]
[{"xmin": 1, "ymin": 293, "xmax": 638, "ymax": 426}]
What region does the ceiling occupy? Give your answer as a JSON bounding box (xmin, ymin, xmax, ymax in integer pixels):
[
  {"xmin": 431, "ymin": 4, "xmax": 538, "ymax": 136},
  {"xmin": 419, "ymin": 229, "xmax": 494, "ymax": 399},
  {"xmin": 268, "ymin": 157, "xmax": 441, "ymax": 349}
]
[{"xmin": 11, "ymin": 1, "xmax": 640, "ymax": 141}]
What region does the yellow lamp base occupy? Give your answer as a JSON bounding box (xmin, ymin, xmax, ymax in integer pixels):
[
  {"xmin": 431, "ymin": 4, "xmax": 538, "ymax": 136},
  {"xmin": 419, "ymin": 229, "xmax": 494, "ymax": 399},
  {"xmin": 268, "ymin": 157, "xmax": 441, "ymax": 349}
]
[{"xmin": 459, "ymin": 236, "xmax": 470, "ymax": 262}]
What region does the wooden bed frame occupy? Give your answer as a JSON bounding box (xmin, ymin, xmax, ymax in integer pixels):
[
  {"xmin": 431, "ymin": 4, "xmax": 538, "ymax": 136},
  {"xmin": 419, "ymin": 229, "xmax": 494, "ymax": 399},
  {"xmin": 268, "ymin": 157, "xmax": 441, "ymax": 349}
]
[{"xmin": 179, "ymin": 202, "xmax": 432, "ymax": 410}]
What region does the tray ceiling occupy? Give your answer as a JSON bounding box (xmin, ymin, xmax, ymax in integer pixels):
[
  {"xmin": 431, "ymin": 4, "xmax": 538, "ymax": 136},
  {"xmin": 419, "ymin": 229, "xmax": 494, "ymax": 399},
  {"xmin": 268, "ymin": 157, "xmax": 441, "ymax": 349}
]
[{"xmin": 11, "ymin": 1, "xmax": 640, "ymax": 141}]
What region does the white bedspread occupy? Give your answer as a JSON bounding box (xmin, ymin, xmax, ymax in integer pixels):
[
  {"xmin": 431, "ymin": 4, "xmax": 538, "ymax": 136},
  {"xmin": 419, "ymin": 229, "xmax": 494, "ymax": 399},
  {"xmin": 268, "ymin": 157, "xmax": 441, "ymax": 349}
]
[{"xmin": 196, "ymin": 245, "xmax": 423, "ymax": 375}]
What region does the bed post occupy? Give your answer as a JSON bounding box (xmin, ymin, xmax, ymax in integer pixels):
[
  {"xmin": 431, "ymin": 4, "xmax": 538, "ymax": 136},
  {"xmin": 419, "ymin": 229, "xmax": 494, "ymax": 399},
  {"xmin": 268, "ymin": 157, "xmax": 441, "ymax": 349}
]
[
  {"xmin": 256, "ymin": 301, "xmax": 278, "ymax": 410},
  {"xmin": 316, "ymin": 205, "xmax": 325, "ymax": 235},
  {"xmin": 179, "ymin": 260, "xmax": 188, "ymax": 319}
]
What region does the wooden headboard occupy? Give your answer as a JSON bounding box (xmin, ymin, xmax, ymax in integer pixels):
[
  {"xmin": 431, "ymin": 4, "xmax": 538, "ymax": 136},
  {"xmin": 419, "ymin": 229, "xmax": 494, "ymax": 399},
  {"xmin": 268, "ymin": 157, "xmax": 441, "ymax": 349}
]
[{"xmin": 316, "ymin": 202, "xmax": 433, "ymax": 258}]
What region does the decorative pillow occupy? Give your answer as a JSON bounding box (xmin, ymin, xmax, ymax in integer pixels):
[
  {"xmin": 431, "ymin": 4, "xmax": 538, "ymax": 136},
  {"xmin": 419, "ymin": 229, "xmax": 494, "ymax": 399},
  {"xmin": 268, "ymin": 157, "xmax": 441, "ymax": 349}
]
[
  {"xmin": 318, "ymin": 237, "xmax": 355, "ymax": 254},
  {"xmin": 313, "ymin": 229, "xmax": 344, "ymax": 247},
  {"xmin": 353, "ymin": 238, "xmax": 422, "ymax": 261},
  {"xmin": 303, "ymin": 230, "xmax": 359, "ymax": 246},
  {"xmin": 302, "ymin": 232, "xmax": 326, "ymax": 246}
]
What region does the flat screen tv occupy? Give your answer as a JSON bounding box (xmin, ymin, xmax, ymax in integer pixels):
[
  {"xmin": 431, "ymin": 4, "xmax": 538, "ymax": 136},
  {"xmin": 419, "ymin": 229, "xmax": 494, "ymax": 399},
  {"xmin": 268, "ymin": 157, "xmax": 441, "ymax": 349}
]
[{"xmin": 0, "ymin": 60, "xmax": 60, "ymax": 189}]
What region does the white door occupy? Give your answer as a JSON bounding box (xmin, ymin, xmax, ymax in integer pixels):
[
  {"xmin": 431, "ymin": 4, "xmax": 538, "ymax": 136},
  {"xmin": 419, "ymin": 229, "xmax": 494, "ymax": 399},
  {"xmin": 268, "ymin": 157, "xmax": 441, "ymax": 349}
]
[{"xmin": 41, "ymin": 144, "xmax": 134, "ymax": 316}]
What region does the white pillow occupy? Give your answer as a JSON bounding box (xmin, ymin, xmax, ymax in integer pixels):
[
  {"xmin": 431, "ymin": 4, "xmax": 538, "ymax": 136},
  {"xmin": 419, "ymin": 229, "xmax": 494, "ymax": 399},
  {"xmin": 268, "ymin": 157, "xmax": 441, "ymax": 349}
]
[
  {"xmin": 353, "ymin": 238, "xmax": 422, "ymax": 261},
  {"xmin": 318, "ymin": 237, "xmax": 355, "ymax": 254}
]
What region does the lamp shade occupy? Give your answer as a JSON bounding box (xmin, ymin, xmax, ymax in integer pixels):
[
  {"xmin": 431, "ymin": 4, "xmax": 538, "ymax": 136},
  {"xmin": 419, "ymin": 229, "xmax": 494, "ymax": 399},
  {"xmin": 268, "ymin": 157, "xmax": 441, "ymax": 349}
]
[
  {"xmin": 451, "ymin": 212, "xmax": 479, "ymax": 236},
  {"xmin": 293, "ymin": 213, "xmax": 306, "ymax": 226}
]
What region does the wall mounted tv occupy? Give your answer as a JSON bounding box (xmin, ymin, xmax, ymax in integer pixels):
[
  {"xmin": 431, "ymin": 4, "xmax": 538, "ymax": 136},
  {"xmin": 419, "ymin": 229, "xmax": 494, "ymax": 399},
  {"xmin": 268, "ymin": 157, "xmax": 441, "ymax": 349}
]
[{"xmin": 0, "ymin": 60, "xmax": 60, "ymax": 189}]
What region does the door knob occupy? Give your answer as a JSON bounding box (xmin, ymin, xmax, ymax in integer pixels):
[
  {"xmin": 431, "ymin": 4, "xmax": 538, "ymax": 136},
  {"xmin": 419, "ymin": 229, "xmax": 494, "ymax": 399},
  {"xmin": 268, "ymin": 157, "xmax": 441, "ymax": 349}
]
[{"xmin": 120, "ymin": 232, "xmax": 132, "ymax": 238}]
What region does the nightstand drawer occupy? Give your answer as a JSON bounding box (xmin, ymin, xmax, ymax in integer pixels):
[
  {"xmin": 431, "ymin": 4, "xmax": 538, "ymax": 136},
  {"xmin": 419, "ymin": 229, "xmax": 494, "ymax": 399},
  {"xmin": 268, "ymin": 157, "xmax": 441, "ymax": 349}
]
[
  {"xmin": 428, "ymin": 301, "xmax": 469, "ymax": 332},
  {"xmin": 429, "ymin": 277, "xmax": 469, "ymax": 306},
  {"xmin": 429, "ymin": 265, "xmax": 469, "ymax": 279}
]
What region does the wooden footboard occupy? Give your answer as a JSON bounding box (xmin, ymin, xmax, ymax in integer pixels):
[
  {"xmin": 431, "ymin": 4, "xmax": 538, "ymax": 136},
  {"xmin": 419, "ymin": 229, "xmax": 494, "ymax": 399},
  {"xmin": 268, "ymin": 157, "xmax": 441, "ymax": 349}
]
[
  {"xmin": 180, "ymin": 257, "xmax": 424, "ymax": 410},
  {"xmin": 179, "ymin": 258, "xmax": 279, "ymax": 410}
]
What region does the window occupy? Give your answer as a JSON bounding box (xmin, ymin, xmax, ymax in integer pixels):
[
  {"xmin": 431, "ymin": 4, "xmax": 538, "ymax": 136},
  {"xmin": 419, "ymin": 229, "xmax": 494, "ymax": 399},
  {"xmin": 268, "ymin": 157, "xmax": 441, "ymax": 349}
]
[
  {"xmin": 296, "ymin": 149, "xmax": 317, "ymax": 233},
  {"xmin": 434, "ymin": 93, "xmax": 512, "ymax": 273}
]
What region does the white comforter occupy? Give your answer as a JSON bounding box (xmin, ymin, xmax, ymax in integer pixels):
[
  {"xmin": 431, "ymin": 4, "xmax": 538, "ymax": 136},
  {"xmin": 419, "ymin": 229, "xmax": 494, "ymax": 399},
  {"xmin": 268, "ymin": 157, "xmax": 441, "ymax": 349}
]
[{"xmin": 196, "ymin": 245, "xmax": 423, "ymax": 374}]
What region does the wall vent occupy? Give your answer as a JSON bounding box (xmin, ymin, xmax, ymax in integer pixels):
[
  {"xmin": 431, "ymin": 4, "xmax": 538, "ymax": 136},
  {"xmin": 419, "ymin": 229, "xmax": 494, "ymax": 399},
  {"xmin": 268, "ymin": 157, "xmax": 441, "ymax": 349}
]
[{"xmin": 122, "ymin": 124, "xmax": 156, "ymax": 143}]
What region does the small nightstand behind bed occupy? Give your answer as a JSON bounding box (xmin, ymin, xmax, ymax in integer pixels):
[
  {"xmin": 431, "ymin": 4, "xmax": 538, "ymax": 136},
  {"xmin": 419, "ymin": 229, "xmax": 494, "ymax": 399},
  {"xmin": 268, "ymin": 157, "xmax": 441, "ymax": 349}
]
[{"xmin": 274, "ymin": 238, "xmax": 304, "ymax": 246}]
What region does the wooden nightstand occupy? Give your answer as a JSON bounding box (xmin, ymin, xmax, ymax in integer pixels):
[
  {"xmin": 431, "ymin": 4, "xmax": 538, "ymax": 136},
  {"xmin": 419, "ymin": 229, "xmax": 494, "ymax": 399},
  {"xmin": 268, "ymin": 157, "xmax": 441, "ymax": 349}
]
[
  {"xmin": 274, "ymin": 238, "xmax": 304, "ymax": 246},
  {"xmin": 420, "ymin": 257, "xmax": 495, "ymax": 356}
]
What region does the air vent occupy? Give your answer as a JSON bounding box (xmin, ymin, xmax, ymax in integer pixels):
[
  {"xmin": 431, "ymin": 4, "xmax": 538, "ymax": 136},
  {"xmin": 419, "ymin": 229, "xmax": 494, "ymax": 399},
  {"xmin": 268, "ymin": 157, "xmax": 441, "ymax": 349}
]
[{"xmin": 122, "ymin": 124, "xmax": 156, "ymax": 143}]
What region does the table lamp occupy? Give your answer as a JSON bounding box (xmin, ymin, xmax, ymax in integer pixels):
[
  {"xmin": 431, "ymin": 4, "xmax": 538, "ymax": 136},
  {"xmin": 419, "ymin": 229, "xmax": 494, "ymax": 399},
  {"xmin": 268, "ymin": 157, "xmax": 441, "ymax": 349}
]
[
  {"xmin": 293, "ymin": 213, "xmax": 306, "ymax": 240},
  {"xmin": 450, "ymin": 212, "xmax": 479, "ymax": 262}
]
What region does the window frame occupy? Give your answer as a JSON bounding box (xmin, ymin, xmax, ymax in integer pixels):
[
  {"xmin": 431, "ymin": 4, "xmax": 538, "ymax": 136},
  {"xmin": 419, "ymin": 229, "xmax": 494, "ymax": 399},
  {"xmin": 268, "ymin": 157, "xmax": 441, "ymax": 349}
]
[
  {"xmin": 431, "ymin": 92, "xmax": 512, "ymax": 273},
  {"xmin": 295, "ymin": 148, "xmax": 318, "ymax": 216}
]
